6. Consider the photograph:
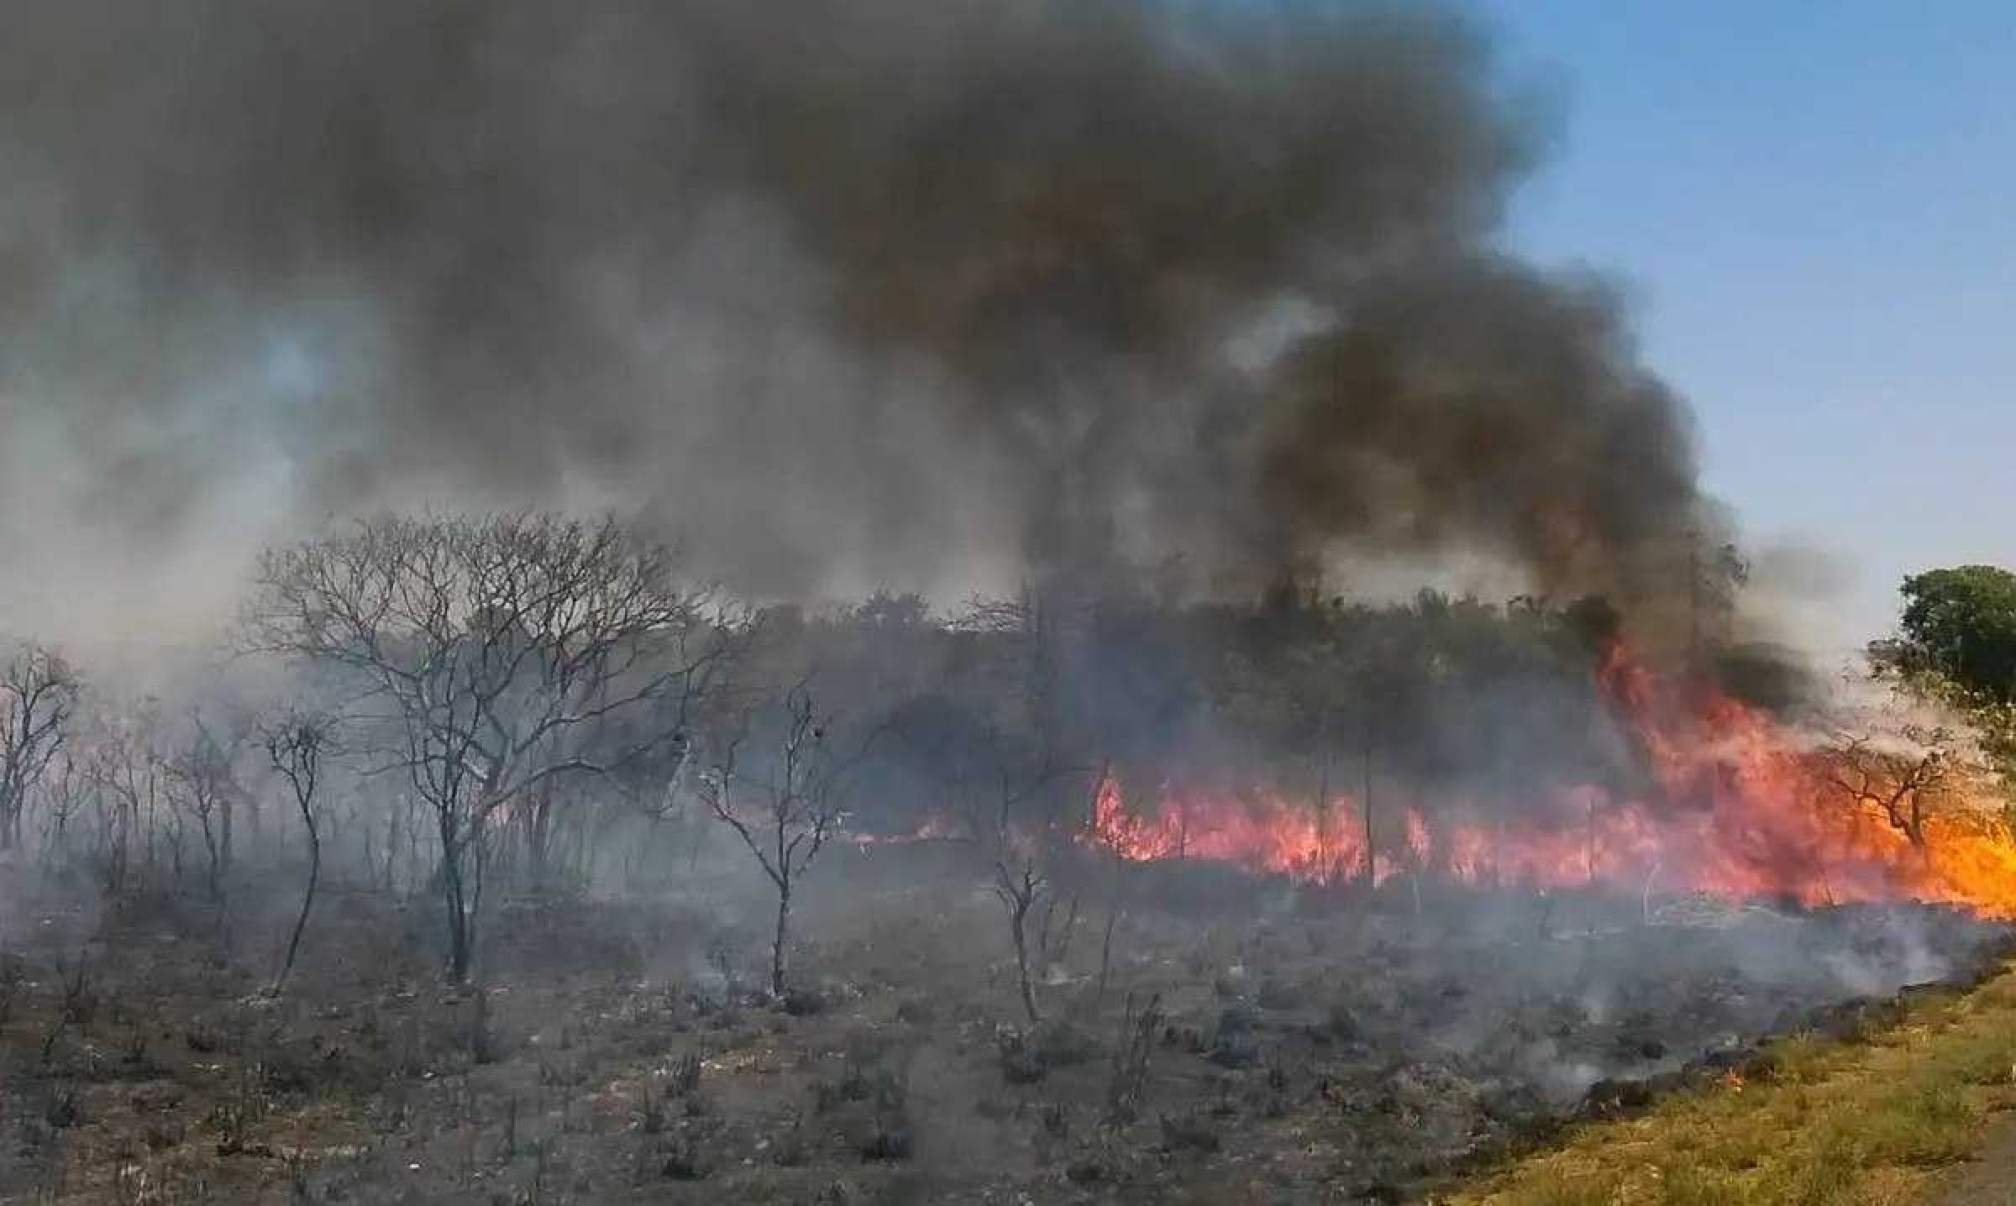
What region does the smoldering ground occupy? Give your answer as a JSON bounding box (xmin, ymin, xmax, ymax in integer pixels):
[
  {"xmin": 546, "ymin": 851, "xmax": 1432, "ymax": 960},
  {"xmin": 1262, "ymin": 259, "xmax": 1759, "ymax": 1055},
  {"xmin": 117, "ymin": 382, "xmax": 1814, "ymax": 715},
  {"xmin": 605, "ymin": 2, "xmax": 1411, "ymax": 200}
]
[
  {"xmin": 0, "ymin": 0, "xmax": 1721, "ymax": 649},
  {"xmin": 4, "ymin": 820, "xmax": 2006, "ymax": 1204}
]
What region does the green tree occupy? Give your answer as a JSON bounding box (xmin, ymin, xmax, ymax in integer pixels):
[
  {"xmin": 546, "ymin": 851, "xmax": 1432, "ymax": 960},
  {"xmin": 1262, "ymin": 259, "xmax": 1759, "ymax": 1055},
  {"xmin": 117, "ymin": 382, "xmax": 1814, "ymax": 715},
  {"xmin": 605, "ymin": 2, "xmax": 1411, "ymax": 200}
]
[
  {"xmin": 1880, "ymin": 566, "xmax": 2016, "ymax": 702},
  {"xmin": 1872, "ymin": 565, "xmax": 2016, "ymax": 802}
]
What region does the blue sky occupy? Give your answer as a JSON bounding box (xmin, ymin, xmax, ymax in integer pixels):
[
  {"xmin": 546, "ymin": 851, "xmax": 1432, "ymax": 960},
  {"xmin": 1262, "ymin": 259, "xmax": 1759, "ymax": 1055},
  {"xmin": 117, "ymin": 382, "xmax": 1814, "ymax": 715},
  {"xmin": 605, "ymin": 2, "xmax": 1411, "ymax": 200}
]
[{"xmin": 1469, "ymin": 1, "xmax": 2015, "ymax": 652}]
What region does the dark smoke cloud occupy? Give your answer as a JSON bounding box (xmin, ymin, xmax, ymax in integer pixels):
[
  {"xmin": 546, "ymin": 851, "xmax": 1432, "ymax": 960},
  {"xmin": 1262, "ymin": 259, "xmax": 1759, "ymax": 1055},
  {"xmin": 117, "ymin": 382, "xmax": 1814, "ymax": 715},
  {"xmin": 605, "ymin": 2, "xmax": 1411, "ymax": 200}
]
[
  {"xmin": 0, "ymin": 0, "xmax": 1713, "ymax": 642},
  {"xmin": 1258, "ymin": 260, "xmax": 1702, "ymax": 597}
]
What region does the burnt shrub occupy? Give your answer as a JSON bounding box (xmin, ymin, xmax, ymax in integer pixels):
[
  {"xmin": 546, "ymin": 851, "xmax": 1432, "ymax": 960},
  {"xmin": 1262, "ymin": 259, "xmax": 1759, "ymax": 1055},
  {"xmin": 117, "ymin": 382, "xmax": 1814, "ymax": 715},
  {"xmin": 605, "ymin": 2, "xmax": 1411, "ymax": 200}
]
[
  {"xmin": 1040, "ymin": 1102, "xmax": 1069, "ymax": 1139},
  {"xmin": 1067, "ymin": 1158, "xmax": 1107, "ymax": 1185},
  {"xmin": 0, "ymin": 951, "xmax": 24, "ymax": 1029},
  {"xmin": 771, "ymin": 1113, "xmax": 810, "ymax": 1167},
  {"xmin": 1159, "ymin": 1111, "xmax": 1221, "ymax": 1153},
  {"xmin": 1257, "ymin": 977, "xmax": 1306, "ymax": 1011},
  {"xmin": 1582, "ymin": 1077, "xmax": 1655, "ymax": 1116},
  {"xmin": 467, "ymin": 992, "xmax": 509, "ymax": 1065},
  {"xmin": 143, "ymin": 1121, "xmax": 185, "ymax": 1152},
  {"xmin": 45, "ymin": 1086, "xmax": 84, "ymax": 1129},
  {"xmin": 59, "ymin": 961, "xmax": 98, "ymax": 1026},
  {"xmin": 669, "ymin": 1051, "xmax": 704, "ymax": 1096},
  {"xmin": 1479, "ymin": 1083, "xmax": 1549, "ymax": 1126},
  {"xmin": 1034, "ymin": 1019, "xmax": 1101, "ymax": 1068},
  {"xmin": 1207, "ymin": 1006, "xmax": 1261, "ymax": 1068},
  {"xmin": 998, "ymin": 1031, "xmax": 1047, "ymax": 1085},
  {"xmin": 894, "ymin": 997, "xmax": 937, "ymax": 1025},
  {"xmin": 854, "ymin": 1118, "xmax": 913, "ymax": 1162},
  {"xmin": 814, "ymin": 1067, "xmax": 866, "ymax": 1113},
  {"xmin": 782, "ymin": 987, "xmax": 828, "ymax": 1017},
  {"xmin": 660, "ymin": 1141, "xmax": 707, "ymax": 1181},
  {"xmin": 817, "ymin": 1064, "xmax": 904, "ymax": 1114},
  {"xmin": 1612, "ymin": 1033, "xmax": 1667, "ymax": 1061},
  {"xmin": 259, "ymin": 1047, "xmax": 322, "ymax": 1096}
]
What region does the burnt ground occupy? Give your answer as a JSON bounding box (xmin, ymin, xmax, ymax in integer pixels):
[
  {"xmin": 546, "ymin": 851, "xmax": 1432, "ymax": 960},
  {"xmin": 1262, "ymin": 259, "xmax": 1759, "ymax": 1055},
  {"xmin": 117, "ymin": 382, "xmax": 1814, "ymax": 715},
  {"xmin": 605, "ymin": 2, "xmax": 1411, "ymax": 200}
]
[{"xmin": 0, "ymin": 844, "xmax": 2008, "ymax": 1205}]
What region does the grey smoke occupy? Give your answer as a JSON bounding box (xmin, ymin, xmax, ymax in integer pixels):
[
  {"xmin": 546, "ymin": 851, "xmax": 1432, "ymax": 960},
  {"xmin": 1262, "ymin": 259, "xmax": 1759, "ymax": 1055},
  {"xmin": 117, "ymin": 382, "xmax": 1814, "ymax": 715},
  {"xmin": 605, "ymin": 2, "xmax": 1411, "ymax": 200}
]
[{"xmin": 0, "ymin": 0, "xmax": 1715, "ymax": 640}]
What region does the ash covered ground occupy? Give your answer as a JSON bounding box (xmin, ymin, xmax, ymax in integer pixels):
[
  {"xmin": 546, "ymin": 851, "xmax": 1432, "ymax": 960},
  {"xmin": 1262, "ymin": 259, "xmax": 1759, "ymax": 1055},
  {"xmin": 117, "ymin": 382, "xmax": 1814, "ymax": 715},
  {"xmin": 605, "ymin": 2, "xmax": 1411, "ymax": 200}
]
[{"xmin": 2, "ymin": 842, "xmax": 2005, "ymax": 1206}]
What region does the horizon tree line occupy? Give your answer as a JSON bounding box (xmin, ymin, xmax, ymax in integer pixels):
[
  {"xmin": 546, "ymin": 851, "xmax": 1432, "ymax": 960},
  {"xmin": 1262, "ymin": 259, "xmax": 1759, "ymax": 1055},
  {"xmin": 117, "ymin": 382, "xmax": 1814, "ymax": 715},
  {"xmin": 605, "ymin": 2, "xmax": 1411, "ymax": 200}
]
[{"xmin": 0, "ymin": 509, "xmax": 1996, "ymax": 994}]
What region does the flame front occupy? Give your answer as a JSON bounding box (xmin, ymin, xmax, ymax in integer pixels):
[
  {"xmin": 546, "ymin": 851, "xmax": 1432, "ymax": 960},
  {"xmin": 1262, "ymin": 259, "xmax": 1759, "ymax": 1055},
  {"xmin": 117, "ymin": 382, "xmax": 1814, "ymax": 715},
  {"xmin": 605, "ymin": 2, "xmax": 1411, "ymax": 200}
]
[{"xmin": 1087, "ymin": 646, "xmax": 2016, "ymax": 916}]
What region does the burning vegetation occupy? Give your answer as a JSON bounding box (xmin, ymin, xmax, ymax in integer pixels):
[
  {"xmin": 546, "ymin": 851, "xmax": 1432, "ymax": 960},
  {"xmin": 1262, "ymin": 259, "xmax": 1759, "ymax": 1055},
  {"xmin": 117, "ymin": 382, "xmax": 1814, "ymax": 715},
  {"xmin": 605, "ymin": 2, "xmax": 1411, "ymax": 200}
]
[
  {"xmin": 0, "ymin": 515, "xmax": 2012, "ymax": 1203},
  {"xmin": 1086, "ymin": 640, "xmax": 2016, "ymax": 917}
]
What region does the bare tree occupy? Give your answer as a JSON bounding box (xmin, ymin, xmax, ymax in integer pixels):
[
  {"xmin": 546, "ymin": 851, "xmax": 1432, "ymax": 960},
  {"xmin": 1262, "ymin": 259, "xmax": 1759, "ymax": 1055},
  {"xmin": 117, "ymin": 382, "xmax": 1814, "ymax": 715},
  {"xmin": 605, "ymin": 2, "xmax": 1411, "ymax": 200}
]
[
  {"xmin": 38, "ymin": 752, "xmax": 86, "ymax": 869},
  {"xmin": 163, "ymin": 711, "xmax": 248, "ymax": 904},
  {"xmin": 699, "ymin": 687, "xmax": 865, "ymax": 999},
  {"xmin": 265, "ymin": 711, "xmax": 334, "ymax": 995},
  {"xmin": 0, "ymin": 644, "xmax": 80, "ymax": 854},
  {"xmin": 1822, "ymin": 726, "xmax": 1958, "ymax": 850},
  {"xmin": 83, "ymin": 707, "xmax": 166, "ymax": 896},
  {"xmin": 981, "ymin": 763, "xmax": 1093, "ymax": 1025},
  {"xmin": 247, "ymin": 512, "xmax": 742, "ymax": 982},
  {"xmin": 992, "ymin": 836, "xmax": 1049, "ymax": 1025}
]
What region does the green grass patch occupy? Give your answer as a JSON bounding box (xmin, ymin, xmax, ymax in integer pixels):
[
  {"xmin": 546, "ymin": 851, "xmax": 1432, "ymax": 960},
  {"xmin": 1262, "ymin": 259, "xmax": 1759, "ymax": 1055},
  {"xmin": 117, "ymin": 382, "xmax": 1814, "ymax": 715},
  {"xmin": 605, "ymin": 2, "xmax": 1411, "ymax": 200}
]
[{"xmin": 1441, "ymin": 967, "xmax": 2016, "ymax": 1206}]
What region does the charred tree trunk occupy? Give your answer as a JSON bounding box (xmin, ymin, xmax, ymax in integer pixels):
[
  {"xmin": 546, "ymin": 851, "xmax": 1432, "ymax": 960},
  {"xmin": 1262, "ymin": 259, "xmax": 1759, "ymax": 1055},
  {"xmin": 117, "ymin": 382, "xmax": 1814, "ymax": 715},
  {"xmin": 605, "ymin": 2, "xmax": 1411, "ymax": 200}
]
[
  {"xmin": 993, "ymin": 858, "xmax": 1047, "ymax": 1024},
  {"xmin": 266, "ymin": 715, "xmax": 328, "ymax": 997},
  {"xmin": 1360, "ymin": 731, "xmax": 1376, "ymax": 895},
  {"xmin": 1097, "ymin": 906, "xmax": 1121, "ymax": 1001},
  {"xmin": 771, "ymin": 881, "xmax": 792, "ymax": 1000},
  {"xmin": 525, "ymin": 780, "xmax": 556, "ymax": 888},
  {"xmin": 1009, "ymin": 890, "xmax": 1040, "ymax": 1024},
  {"xmin": 220, "ymin": 793, "xmax": 235, "ymax": 884},
  {"xmin": 275, "ymin": 814, "xmax": 320, "ymax": 994},
  {"xmin": 439, "ymin": 813, "xmax": 476, "ymax": 984}
]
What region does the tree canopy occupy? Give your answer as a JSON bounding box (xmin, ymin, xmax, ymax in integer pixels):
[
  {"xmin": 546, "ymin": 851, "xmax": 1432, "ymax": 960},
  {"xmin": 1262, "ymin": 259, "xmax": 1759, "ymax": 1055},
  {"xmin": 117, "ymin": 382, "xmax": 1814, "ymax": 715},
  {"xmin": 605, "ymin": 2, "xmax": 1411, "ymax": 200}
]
[{"xmin": 1880, "ymin": 566, "xmax": 2016, "ymax": 703}]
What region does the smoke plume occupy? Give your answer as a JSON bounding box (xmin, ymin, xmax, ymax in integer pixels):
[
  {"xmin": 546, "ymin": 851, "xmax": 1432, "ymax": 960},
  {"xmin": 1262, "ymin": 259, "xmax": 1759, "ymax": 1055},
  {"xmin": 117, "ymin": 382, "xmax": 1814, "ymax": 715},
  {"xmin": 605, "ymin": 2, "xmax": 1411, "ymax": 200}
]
[{"xmin": 0, "ymin": 0, "xmax": 1715, "ymax": 643}]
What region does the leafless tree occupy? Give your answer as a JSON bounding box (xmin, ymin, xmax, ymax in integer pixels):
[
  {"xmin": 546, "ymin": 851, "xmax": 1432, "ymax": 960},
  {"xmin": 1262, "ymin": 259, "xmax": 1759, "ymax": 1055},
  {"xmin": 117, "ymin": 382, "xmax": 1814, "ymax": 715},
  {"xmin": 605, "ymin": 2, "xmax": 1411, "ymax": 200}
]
[
  {"xmin": 954, "ymin": 590, "xmax": 1074, "ymax": 779},
  {"xmin": 83, "ymin": 708, "xmax": 165, "ymax": 896},
  {"xmin": 992, "ymin": 839, "xmax": 1049, "ymax": 1024},
  {"xmin": 1822, "ymin": 726, "xmax": 1958, "ymax": 849},
  {"xmin": 981, "ymin": 764, "xmax": 1093, "ymax": 1025},
  {"xmin": 1105, "ymin": 990, "xmax": 1165, "ymax": 1125},
  {"xmin": 1095, "ymin": 842, "xmax": 1129, "ymax": 1002},
  {"xmin": 0, "ymin": 644, "xmax": 80, "ymax": 853},
  {"xmin": 163, "ymin": 711, "xmax": 249, "ymax": 904},
  {"xmin": 265, "ymin": 711, "xmax": 334, "ymax": 995},
  {"xmin": 247, "ymin": 512, "xmax": 743, "ymax": 982},
  {"xmin": 37, "ymin": 752, "xmax": 86, "ymax": 869},
  {"xmin": 699, "ymin": 686, "xmax": 867, "ymax": 999}
]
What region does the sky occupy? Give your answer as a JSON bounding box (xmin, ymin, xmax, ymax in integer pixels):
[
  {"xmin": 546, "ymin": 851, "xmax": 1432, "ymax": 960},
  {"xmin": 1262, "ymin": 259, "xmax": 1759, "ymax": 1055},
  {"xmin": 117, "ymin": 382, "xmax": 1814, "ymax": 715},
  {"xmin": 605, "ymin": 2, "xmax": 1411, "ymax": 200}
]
[{"xmin": 1471, "ymin": 0, "xmax": 2016, "ymax": 654}]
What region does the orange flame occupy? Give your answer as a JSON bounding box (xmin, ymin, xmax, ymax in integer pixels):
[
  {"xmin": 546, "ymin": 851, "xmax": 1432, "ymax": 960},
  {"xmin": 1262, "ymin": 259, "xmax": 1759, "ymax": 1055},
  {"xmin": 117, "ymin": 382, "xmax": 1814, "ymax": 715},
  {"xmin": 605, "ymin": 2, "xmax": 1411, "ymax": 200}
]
[{"xmin": 1086, "ymin": 646, "xmax": 2016, "ymax": 916}]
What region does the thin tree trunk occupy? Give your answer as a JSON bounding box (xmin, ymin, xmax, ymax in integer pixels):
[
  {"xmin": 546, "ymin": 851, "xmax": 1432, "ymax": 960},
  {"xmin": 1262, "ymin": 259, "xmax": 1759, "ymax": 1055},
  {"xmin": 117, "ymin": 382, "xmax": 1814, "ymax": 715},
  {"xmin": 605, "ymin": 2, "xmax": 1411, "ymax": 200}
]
[
  {"xmin": 526, "ymin": 783, "xmax": 555, "ymax": 888},
  {"xmin": 1097, "ymin": 902, "xmax": 1122, "ymax": 1003},
  {"xmin": 1361, "ymin": 735, "xmax": 1375, "ymax": 894},
  {"xmin": 273, "ymin": 817, "xmax": 320, "ymax": 995},
  {"xmin": 442, "ymin": 813, "xmax": 474, "ymax": 983},
  {"xmin": 1010, "ymin": 894, "xmax": 1040, "ymax": 1023},
  {"xmin": 771, "ymin": 883, "xmax": 792, "ymax": 998}
]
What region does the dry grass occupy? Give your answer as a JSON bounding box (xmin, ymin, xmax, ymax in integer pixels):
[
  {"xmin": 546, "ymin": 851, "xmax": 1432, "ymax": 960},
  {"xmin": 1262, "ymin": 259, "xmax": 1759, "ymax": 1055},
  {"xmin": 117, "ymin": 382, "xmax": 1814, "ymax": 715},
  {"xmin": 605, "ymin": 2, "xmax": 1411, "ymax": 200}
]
[{"xmin": 1440, "ymin": 968, "xmax": 2016, "ymax": 1206}]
